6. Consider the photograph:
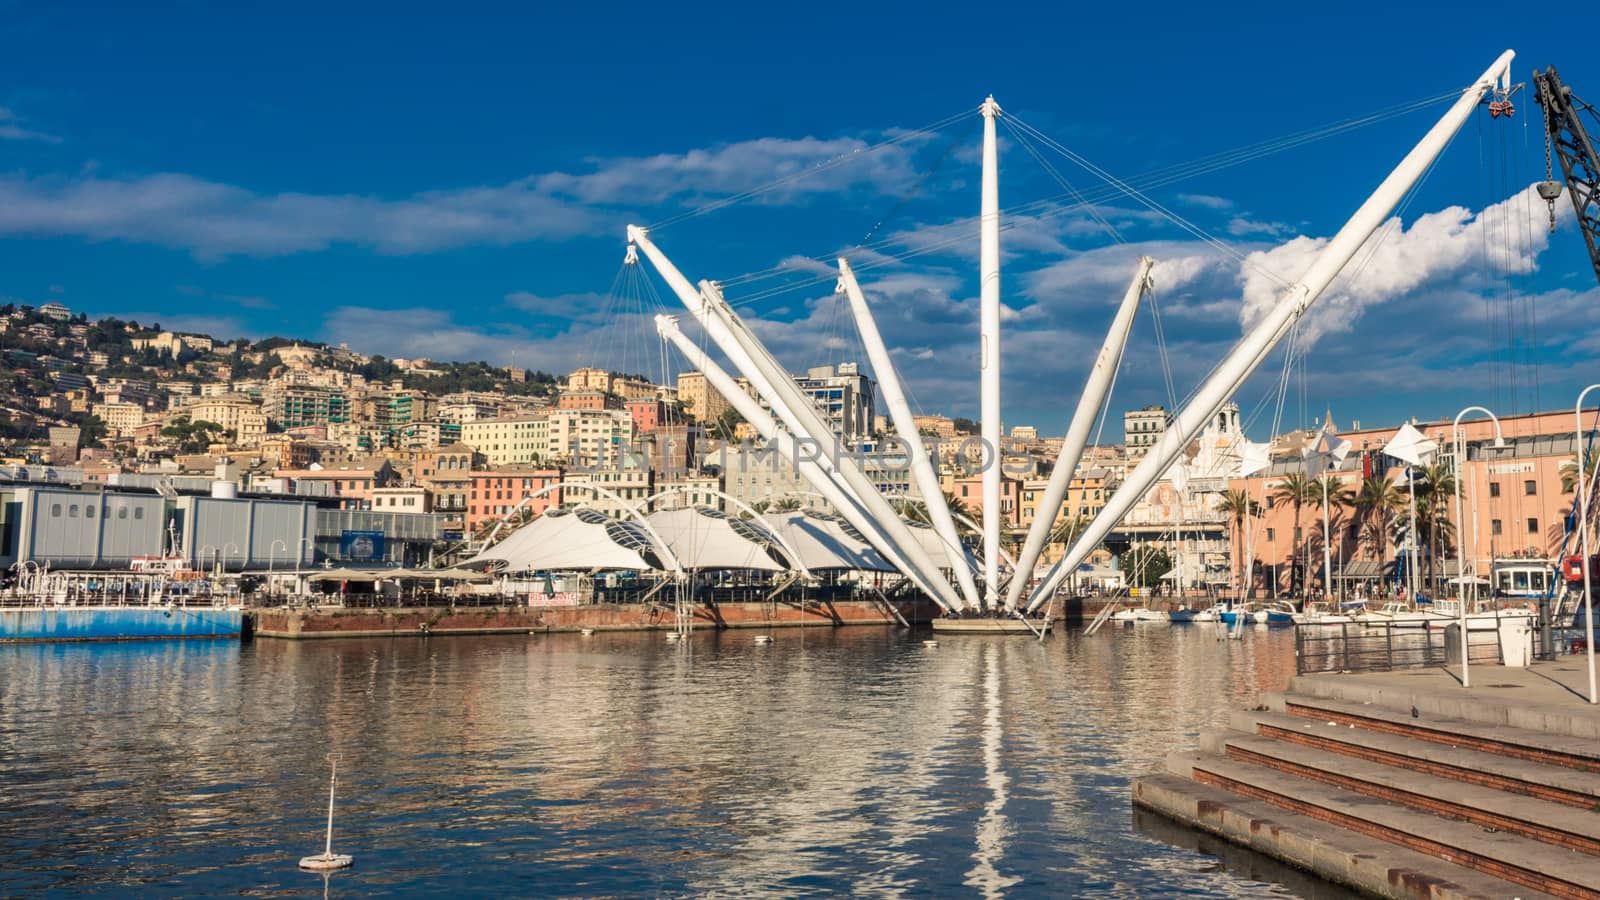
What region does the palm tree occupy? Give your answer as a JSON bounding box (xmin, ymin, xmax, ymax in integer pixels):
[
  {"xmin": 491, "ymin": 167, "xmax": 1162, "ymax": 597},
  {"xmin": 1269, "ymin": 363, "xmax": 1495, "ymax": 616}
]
[
  {"xmin": 1415, "ymin": 461, "xmax": 1457, "ymax": 593},
  {"xmin": 1560, "ymin": 446, "xmax": 1600, "ymax": 495},
  {"xmin": 1217, "ymin": 489, "xmax": 1253, "ymax": 597},
  {"xmin": 772, "ymin": 498, "xmax": 803, "ymax": 512},
  {"xmin": 1353, "ymin": 475, "xmax": 1402, "ymax": 573},
  {"xmin": 1271, "ymin": 472, "xmax": 1319, "ymax": 595},
  {"xmin": 1049, "ymin": 514, "xmax": 1089, "ymax": 547}
]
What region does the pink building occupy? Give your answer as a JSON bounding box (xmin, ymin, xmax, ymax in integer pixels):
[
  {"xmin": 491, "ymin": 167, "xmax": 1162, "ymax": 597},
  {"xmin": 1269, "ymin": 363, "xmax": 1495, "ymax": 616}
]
[{"xmin": 1227, "ymin": 409, "xmax": 1582, "ymax": 598}]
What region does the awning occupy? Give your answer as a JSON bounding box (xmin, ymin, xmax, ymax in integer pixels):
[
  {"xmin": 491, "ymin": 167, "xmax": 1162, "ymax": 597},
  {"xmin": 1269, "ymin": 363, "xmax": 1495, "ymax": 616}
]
[
  {"xmin": 761, "ymin": 510, "xmax": 895, "ymax": 572},
  {"xmin": 646, "ymin": 507, "xmax": 787, "ymax": 571},
  {"xmin": 464, "ymin": 508, "xmax": 665, "ymax": 572}
]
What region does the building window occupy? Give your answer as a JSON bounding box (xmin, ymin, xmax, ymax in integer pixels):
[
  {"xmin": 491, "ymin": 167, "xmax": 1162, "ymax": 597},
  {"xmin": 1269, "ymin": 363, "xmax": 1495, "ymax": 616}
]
[
  {"xmin": 1524, "ymin": 480, "xmax": 1537, "ymax": 496},
  {"xmin": 134, "ymin": 508, "xmax": 143, "ymax": 520},
  {"xmin": 68, "ymin": 505, "xmax": 78, "ymax": 518},
  {"xmin": 86, "ymin": 505, "xmax": 96, "ymax": 519},
  {"xmin": 1489, "ymin": 481, "xmax": 1501, "ymax": 498},
  {"xmin": 1491, "ymin": 519, "xmax": 1502, "ymax": 536},
  {"xmin": 1528, "ymin": 518, "xmax": 1539, "ymax": 534},
  {"xmin": 50, "ymin": 503, "xmax": 61, "ymax": 517}
]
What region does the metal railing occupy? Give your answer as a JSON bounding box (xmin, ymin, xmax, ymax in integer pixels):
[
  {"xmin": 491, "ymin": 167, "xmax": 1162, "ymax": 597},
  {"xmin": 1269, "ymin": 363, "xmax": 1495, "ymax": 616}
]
[{"xmin": 1294, "ymin": 622, "xmax": 1505, "ymax": 675}]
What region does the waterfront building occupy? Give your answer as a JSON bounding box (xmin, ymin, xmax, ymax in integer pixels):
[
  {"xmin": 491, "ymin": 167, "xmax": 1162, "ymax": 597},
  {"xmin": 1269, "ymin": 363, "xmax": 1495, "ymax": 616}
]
[
  {"xmin": 370, "ymin": 485, "xmax": 431, "ymax": 514},
  {"xmin": 185, "ymin": 394, "xmax": 268, "ymax": 447},
  {"xmin": 913, "ymin": 414, "xmax": 958, "ymax": 438},
  {"xmin": 274, "ymin": 458, "xmax": 394, "ymax": 510},
  {"xmin": 787, "ymin": 363, "xmax": 875, "ymax": 441},
  {"xmin": 546, "ymin": 409, "xmax": 634, "ymax": 468},
  {"xmin": 625, "ymin": 398, "xmax": 667, "ymax": 433},
  {"xmin": 653, "ymin": 473, "xmax": 724, "ymax": 511},
  {"xmin": 1227, "ymin": 407, "xmax": 1585, "ymax": 598},
  {"xmin": 91, "ymin": 401, "xmax": 144, "ymax": 437},
  {"xmin": 676, "ymin": 370, "xmax": 733, "ymax": 423},
  {"xmin": 466, "ymin": 466, "xmax": 562, "ymax": 534},
  {"xmin": 461, "ymin": 415, "xmax": 550, "ymax": 466},
  {"xmin": 566, "ymin": 461, "xmax": 654, "ymax": 518},
  {"xmin": 265, "ymin": 385, "xmax": 349, "ymax": 429},
  {"xmin": 1124, "ymin": 404, "xmax": 1168, "ymax": 460}
]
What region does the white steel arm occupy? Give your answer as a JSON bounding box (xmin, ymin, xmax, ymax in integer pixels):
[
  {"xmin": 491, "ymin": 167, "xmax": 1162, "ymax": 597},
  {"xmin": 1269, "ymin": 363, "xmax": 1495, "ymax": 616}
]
[
  {"xmin": 838, "ymin": 258, "xmax": 981, "ymax": 610},
  {"xmin": 655, "ymin": 314, "xmax": 957, "ymax": 611},
  {"xmin": 632, "ymin": 227, "xmax": 963, "ymax": 611},
  {"xmin": 1003, "ymin": 256, "xmax": 1151, "ymax": 611},
  {"xmin": 1026, "ymin": 50, "xmax": 1517, "ymax": 612},
  {"xmin": 979, "ymin": 95, "xmax": 1003, "ymax": 608}
]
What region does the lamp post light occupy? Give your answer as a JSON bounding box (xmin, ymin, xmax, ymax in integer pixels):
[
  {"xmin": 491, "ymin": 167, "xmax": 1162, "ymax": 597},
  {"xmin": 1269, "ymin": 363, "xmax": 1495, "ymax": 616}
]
[
  {"xmin": 1573, "ymin": 385, "xmax": 1600, "ymax": 704},
  {"xmin": 1453, "ymin": 405, "xmax": 1505, "ymax": 689},
  {"xmin": 270, "ymin": 540, "xmax": 288, "ymax": 598}
]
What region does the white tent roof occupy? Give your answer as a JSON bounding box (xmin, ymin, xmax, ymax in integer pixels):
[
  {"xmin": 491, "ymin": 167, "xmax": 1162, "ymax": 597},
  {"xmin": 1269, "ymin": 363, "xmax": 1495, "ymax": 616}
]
[
  {"xmin": 762, "ymin": 510, "xmax": 895, "ymax": 572},
  {"xmin": 646, "ymin": 507, "xmax": 786, "ymax": 571},
  {"xmin": 465, "ymin": 508, "xmax": 664, "ymax": 572},
  {"xmin": 901, "ymin": 519, "xmax": 977, "ymax": 574}
]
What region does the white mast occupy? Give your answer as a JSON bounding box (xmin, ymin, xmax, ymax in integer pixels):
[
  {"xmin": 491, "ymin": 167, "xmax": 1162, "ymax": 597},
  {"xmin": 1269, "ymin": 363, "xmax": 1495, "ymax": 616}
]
[
  {"xmin": 656, "ymin": 314, "xmax": 955, "ymax": 611},
  {"xmin": 979, "ymin": 95, "xmax": 1003, "ymax": 609},
  {"xmin": 1026, "ymin": 50, "xmax": 1518, "ymax": 613},
  {"xmin": 1002, "ymin": 257, "xmax": 1152, "ymax": 611},
  {"xmin": 631, "ymin": 227, "xmax": 962, "ymax": 611},
  {"xmin": 838, "ymin": 259, "xmax": 982, "ymax": 610}
]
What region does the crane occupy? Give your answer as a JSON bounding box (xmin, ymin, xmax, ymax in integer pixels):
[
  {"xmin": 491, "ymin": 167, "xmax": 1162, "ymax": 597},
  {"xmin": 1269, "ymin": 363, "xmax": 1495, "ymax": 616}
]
[{"xmin": 1534, "ymin": 67, "xmax": 1600, "ymax": 285}]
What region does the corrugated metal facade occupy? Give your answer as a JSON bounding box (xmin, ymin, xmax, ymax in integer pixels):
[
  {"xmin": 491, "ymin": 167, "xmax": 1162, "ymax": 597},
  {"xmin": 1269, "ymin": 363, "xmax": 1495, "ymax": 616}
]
[
  {"xmin": 175, "ymin": 496, "xmax": 316, "ymax": 570},
  {"xmin": 11, "ymin": 487, "xmax": 167, "ymax": 569}
]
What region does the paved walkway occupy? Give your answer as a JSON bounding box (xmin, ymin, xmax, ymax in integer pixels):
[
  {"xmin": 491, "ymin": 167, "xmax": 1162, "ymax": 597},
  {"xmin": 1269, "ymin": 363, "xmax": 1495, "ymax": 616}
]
[{"xmin": 1326, "ymin": 660, "xmax": 1599, "ymax": 709}]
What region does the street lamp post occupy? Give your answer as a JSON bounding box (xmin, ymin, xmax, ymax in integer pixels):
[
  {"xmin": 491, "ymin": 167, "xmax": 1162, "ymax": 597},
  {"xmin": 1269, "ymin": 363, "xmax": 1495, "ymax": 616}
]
[
  {"xmin": 1573, "ymin": 385, "xmax": 1600, "ymax": 704},
  {"xmin": 1453, "ymin": 405, "xmax": 1505, "ymax": 689},
  {"xmin": 298, "ymin": 538, "xmax": 315, "ymax": 602},
  {"xmin": 270, "ymin": 540, "xmax": 288, "ymax": 598}
]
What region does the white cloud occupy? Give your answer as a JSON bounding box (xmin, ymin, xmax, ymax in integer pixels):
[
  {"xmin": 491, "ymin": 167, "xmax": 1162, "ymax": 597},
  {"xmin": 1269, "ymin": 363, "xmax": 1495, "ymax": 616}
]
[
  {"xmin": 0, "ymin": 107, "xmax": 60, "ymax": 144},
  {"xmin": 0, "ymin": 133, "xmax": 927, "ymax": 260},
  {"xmin": 1238, "ymin": 183, "xmax": 1554, "ymax": 345}
]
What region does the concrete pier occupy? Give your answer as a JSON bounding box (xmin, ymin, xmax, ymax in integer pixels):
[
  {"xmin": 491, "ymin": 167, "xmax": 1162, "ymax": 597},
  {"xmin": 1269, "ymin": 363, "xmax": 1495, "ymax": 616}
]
[
  {"xmin": 1135, "ymin": 662, "xmax": 1600, "ymax": 899},
  {"xmin": 250, "ymin": 598, "xmax": 944, "ymax": 639}
]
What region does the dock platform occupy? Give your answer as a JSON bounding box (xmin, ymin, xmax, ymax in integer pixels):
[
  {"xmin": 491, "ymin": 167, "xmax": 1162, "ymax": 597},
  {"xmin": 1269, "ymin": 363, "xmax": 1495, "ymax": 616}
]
[{"xmin": 1134, "ymin": 662, "xmax": 1600, "ymax": 899}]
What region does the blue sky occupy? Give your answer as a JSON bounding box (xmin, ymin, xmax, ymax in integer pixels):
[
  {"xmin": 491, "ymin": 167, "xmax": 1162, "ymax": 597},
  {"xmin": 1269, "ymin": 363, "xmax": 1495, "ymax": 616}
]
[{"xmin": 1, "ymin": 1, "xmax": 1597, "ymax": 437}]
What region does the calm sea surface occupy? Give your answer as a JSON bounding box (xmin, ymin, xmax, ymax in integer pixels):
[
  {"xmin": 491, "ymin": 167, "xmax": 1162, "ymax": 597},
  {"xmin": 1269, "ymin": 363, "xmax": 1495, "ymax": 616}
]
[{"xmin": 0, "ymin": 624, "xmax": 1352, "ymax": 898}]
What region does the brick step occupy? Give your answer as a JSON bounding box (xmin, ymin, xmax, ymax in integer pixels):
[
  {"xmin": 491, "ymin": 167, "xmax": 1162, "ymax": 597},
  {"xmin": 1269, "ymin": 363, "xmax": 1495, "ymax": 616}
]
[
  {"xmin": 1285, "ymin": 672, "xmax": 1600, "ymax": 742},
  {"xmin": 1231, "ymin": 708, "xmax": 1600, "ymax": 810},
  {"xmin": 1209, "ymin": 730, "xmax": 1600, "ymax": 857},
  {"xmin": 1266, "ymin": 692, "xmax": 1600, "ymax": 774},
  {"xmin": 1167, "ymin": 750, "xmax": 1600, "ymax": 899},
  {"xmin": 1133, "ymin": 771, "xmax": 1558, "ymax": 900}
]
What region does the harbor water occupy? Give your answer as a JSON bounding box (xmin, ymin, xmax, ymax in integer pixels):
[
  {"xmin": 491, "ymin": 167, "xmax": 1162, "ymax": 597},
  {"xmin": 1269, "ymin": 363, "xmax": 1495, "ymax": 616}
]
[{"xmin": 0, "ymin": 624, "xmax": 1328, "ymax": 897}]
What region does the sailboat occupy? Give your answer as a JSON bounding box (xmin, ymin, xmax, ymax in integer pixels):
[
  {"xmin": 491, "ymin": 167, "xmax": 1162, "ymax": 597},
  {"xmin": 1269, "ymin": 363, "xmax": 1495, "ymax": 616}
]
[{"xmin": 299, "ymin": 761, "xmax": 354, "ymax": 871}]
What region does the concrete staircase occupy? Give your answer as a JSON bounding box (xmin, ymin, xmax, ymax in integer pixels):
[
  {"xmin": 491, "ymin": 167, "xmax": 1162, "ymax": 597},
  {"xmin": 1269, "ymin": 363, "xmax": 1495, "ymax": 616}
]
[{"xmin": 1135, "ymin": 669, "xmax": 1600, "ymax": 899}]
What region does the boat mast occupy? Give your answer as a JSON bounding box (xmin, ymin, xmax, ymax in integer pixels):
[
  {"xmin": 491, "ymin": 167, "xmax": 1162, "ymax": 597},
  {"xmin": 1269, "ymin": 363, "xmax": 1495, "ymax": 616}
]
[
  {"xmin": 838, "ymin": 259, "xmax": 982, "ymax": 610},
  {"xmin": 979, "ymin": 95, "xmax": 1003, "ymax": 610},
  {"xmin": 1025, "ymin": 50, "xmax": 1518, "ymax": 613},
  {"xmin": 1003, "ymin": 257, "xmax": 1152, "ymax": 612}
]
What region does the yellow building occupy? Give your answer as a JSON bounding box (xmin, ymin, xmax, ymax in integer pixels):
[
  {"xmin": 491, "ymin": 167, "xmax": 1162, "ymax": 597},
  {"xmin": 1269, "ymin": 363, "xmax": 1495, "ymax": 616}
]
[
  {"xmin": 461, "ymin": 415, "xmax": 550, "ymax": 466},
  {"xmin": 186, "ymin": 394, "xmax": 268, "ymax": 447},
  {"xmin": 91, "ymin": 401, "xmax": 144, "ymax": 438}
]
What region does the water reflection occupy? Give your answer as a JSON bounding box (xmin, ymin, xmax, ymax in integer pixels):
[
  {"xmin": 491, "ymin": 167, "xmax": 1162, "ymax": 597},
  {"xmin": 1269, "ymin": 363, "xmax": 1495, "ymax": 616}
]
[{"xmin": 0, "ymin": 625, "xmax": 1306, "ymax": 896}]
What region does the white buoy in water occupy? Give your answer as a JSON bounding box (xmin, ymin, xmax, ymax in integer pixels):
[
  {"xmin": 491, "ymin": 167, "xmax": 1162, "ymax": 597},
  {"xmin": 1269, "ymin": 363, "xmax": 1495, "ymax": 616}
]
[
  {"xmin": 665, "ymin": 631, "xmax": 682, "ymax": 642},
  {"xmin": 580, "ymin": 628, "xmax": 595, "ymax": 636},
  {"xmin": 923, "ymin": 639, "xmax": 939, "ymax": 647},
  {"xmin": 299, "ymin": 761, "xmax": 353, "ymax": 871},
  {"xmin": 754, "ymin": 634, "xmax": 773, "ymax": 644}
]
